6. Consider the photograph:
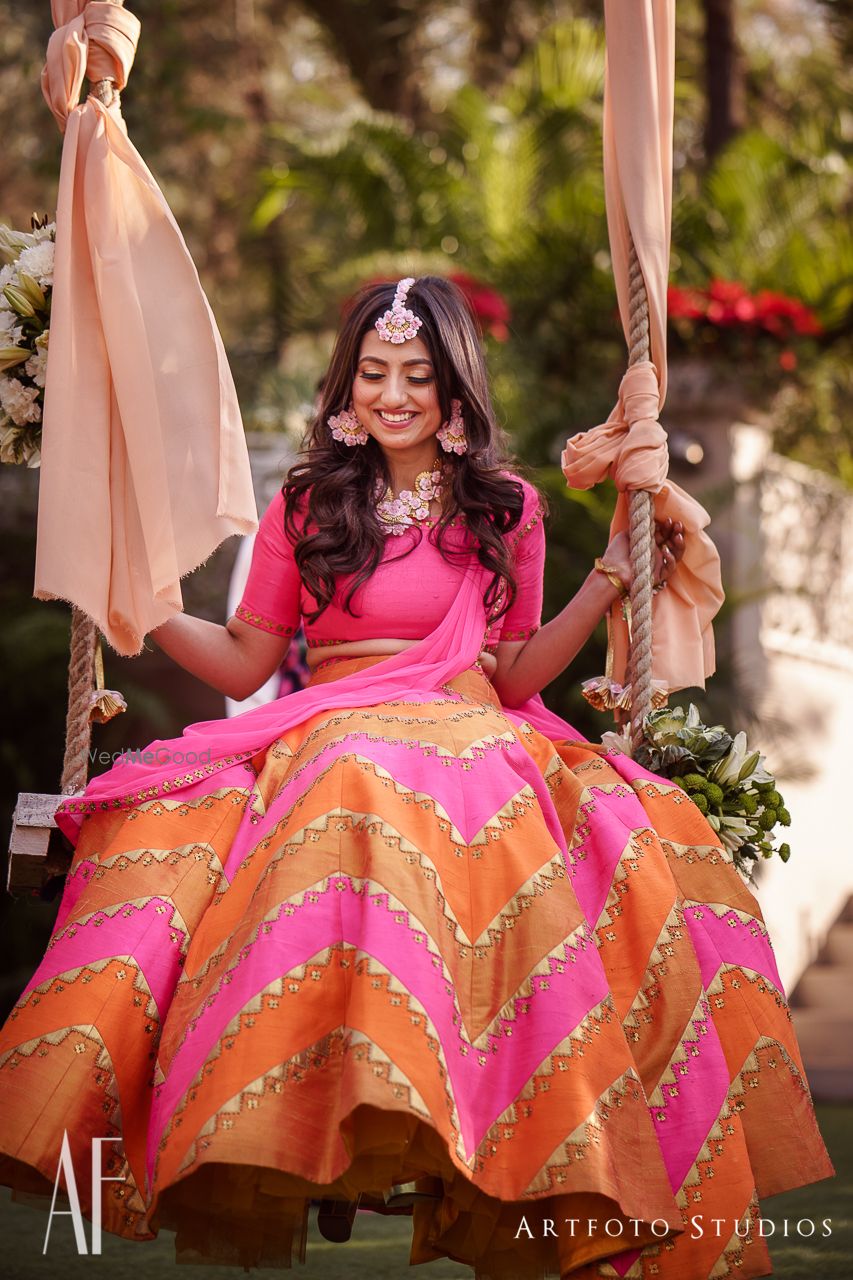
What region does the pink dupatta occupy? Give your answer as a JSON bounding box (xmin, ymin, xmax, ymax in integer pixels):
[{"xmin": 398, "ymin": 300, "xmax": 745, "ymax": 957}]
[{"xmin": 55, "ymin": 567, "xmax": 584, "ymax": 847}]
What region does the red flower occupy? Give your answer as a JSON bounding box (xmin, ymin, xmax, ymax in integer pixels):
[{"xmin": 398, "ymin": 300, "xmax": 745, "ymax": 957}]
[
  {"xmin": 733, "ymin": 296, "xmax": 757, "ymax": 323},
  {"xmin": 667, "ymin": 285, "xmax": 706, "ymax": 320},
  {"xmin": 708, "ymin": 279, "xmax": 749, "ymax": 304},
  {"xmin": 791, "ymin": 306, "xmax": 823, "ymax": 336},
  {"xmin": 779, "ymin": 349, "xmax": 798, "ymax": 371},
  {"xmin": 668, "ymin": 278, "xmax": 823, "ymax": 345},
  {"xmin": 448, "ymin": 272, "xmax": 511, "ymax": 341},
  {"xmin": 753, "ymin": 291, "xmax": 823, "ymax": 337}
]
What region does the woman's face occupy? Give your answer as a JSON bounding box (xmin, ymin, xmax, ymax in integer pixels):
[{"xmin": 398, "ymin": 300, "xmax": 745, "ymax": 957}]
[{"xmin": 351, "ymin": 328, "xmax": 443, "ymax": 455}]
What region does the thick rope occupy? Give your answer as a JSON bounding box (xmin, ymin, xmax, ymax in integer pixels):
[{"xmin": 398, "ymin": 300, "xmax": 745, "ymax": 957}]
[
  {"xmin": 626, "ymin": 238, "xmax": 656, "ymax": 747},
  {"xmin": 90, "ymin": 78, "xmax": 118, "ymax": 106},
  {"xmin": 61, "ymin": 607, "xmax": 97, "ymax": 795}
]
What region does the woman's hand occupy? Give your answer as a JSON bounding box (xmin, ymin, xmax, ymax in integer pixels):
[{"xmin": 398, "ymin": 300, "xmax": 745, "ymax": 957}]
[
  {"xmin": 492, "ymin": 518, "xmax": 686, "ymax": 706},
  {"xmin": 599, "ymin": 517, "xmax": 685, "ymax": 596}
]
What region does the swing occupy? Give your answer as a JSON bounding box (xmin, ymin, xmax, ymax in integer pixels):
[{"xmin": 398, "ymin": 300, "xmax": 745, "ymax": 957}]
[
  {"xmin": 0, "ymin": 10, "xmax": 835, "ymax": 1277},
  {"xmin": 7, "ymin": 0, "xmax": 689, "ymax": 897}
]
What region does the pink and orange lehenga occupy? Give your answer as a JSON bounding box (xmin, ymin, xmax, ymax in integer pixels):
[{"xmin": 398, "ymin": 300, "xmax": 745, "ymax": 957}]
[{"xmin": 0, "ymin": 477, "xmax": 832, "ymax": 1278}]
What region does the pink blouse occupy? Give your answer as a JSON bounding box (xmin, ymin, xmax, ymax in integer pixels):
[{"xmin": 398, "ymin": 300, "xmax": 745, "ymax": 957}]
[{"xmin": 233, "ymin": 474, "xmax": 546, "ymax": 654}]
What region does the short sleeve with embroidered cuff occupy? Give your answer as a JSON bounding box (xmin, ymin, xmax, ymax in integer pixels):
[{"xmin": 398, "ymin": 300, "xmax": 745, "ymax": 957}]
[
  {"xmin": 486, "ymin": 477, "xmax": 546, "ymax": 648},
  {"xmin": 232, "ymin": 491, "xmax": 300, "ymax": 639}
]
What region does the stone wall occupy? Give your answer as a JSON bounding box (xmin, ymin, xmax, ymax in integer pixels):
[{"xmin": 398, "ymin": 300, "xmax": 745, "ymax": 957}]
[{"xmin": 663, "ymin": 362, "xmax": 853, "ymax": 989}]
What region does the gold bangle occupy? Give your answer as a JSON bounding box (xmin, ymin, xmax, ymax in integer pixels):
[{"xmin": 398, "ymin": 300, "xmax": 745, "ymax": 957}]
[{"xmin": 594, "ymin": 557, "xmax": 628, "ymax": 599}]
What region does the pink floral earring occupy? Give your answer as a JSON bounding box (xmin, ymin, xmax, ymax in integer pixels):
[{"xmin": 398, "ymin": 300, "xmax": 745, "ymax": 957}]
[
  {"xmin": 327, "ymin": 402, "xmax": 368, "ymax": 446},
  {"xmin": 436, "ymin": 399, "xmax": 467, "ymax": 455}
]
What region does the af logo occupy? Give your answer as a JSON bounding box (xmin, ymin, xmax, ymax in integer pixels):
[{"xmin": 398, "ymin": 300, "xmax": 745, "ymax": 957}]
[{"xmin": 43, "ymin": 1131, "xmax": 124, "ymax": 1254}]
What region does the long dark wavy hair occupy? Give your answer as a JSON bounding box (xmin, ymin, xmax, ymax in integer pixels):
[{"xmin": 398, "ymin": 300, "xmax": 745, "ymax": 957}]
[{"xmin": 283, "ymin": 275, "xmax": 537, "ymax": 625}]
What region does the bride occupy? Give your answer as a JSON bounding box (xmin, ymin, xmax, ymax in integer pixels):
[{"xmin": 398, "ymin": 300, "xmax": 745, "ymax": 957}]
[{"xmin": 0, "ymin": 275, "xmax": 831, "ymax": 1279}]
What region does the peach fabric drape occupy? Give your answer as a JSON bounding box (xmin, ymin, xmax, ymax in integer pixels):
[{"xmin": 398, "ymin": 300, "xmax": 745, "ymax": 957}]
[
  {"xmin": 35, "ymin": 1, "xmax": 257, "ymax": 657},
  {"xmin": 563, "ymin": 364, "xmax": 724, "ymax": 696},
  {"xmin": 562, "ymin": 0, "xmax": 724, "ymax": 696}
]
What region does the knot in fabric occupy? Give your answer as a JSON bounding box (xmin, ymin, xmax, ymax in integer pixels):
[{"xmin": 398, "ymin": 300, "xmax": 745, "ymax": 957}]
[
  {"xmin": 41, "ymin": 1, "xmax": 141, "ymax": 131},
  {"xmin": 561, "ymin": 359, "xmax": 668, "ymax": 495},
  {"xmin": 611, "ymin": 361, "xmax": 668, "ymax": 493}
]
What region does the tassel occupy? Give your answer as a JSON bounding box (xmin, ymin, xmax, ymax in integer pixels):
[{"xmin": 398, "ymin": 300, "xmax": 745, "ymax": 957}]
[
  {"xmin": 88, "ymin": 639, "xmax": 127, "ymax": 724},
  {"xmin": 88, "ymin": 689, "xmax": 128, "ymax": 724},
  {"xmin": 582, "ymin": 676, "xmax": 669, "ymax": 713}
]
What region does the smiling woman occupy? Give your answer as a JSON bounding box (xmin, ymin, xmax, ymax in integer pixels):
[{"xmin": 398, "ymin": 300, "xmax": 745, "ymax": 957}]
[
  {"xmin": 352, "ymin": 334, "xmax": 442, "ymax": 462},
  {"xmin": 271, "ymin": 277, "xmax": 544, "ymax": 702},
  {"xmin": 0, "ymin": 276, "xmax": 832, "ymax": 1280}
]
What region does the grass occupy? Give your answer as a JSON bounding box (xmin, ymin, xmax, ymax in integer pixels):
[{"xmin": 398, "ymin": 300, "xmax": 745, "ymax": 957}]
[
  {"xmin": 758, "ymin": 1103, "xmax": 852, "ymax": 1278},
  {"xmin": 1, "ymin": 1106, "xmax": 849, "ymax": 1279}
]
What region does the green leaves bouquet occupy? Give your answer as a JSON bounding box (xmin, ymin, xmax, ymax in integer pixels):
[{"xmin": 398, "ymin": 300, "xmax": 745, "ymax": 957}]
[{"xmin": 604, "ymin": 705, "xmax": 791, "ymax": 879}]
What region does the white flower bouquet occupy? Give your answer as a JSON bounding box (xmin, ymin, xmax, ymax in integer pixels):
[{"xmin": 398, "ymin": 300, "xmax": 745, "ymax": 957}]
[
  {"xmin": 0, "ymin": 214, "xmax": 55, "ymax": 468},
  {"xmin": 603, "ymin": 704, "xmax": 792, "ymax": 879}
]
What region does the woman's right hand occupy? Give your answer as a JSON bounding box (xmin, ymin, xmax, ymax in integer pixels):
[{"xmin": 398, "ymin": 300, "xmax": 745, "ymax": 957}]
[{"xmin": 599, "ymin": 518, "xmax": 685, "ymax": 595}]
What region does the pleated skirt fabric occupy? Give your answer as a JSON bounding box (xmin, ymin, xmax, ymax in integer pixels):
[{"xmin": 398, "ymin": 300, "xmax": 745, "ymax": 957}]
[{"xmin": 0, "ymin": 658, "xmax": 833, "ymax": 1278}]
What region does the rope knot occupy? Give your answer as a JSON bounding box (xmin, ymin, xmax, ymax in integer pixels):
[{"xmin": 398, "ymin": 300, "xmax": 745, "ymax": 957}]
[
  {"xmin": 42, "ymin": 1, "xmax": 141, "ymax": 131},
  {"xmin": 561, "ymin": 358, "xmax": 668, "ymax": 495},
  {"xmin": 612, "ymin": 361, "xmax": 668, "ymax": 493}
]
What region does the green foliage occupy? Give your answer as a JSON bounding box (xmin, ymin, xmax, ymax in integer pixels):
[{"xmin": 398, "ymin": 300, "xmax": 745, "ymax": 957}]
[
  {"xmin": 670, "ymin": 10, "xmax": 853, "ymax": 485},
  {"xmin": 771, "ymin": 353, "xmax": 853, "ymax": 488},
  {"xmin": 2, "ymin": 3, "xmax": 846, "ymax": 478},
  {"xmin": 633, "ymin": 703, "xmax": 793, "ymax": 877},
  {"xmin": 255, "ymin": 19, "xmax": 621, "ymax": 463},
  {"xmin": 676, "ymin": 130, "xmax": 853, "ymax": 325}
]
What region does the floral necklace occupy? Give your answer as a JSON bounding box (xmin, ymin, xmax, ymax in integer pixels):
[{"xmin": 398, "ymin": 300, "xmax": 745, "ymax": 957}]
[{"xmin": 374, "ymin": 460, "xmax": 444, "ymax": 536}]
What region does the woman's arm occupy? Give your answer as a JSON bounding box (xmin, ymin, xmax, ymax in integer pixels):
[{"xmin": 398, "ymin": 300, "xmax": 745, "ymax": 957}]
[
  {"xmin": 149, "ymin": 613, "xmax": 291, "ymax": 702},
  {"xmin": 150, "ymin": 489, "xmax": 302, "ymax": 700},
  {"xmin": 490, "ymin": 515, "xmax": 685, "ymax": 707},
  {"xmin": 490, "ymin": 570, "xmax": 619, "ymax": 706}
]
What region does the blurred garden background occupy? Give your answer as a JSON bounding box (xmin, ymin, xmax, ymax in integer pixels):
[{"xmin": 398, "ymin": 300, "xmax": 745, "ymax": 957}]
[{"xmin": 0, "ymin": 3, "xmax": 851, "ymax": 1271}]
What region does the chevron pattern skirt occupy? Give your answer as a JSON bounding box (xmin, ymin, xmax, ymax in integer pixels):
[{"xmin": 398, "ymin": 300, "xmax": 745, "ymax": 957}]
[{"xmin": 0, "ymin": 657, "xmax": 832, "ymax": 1278}]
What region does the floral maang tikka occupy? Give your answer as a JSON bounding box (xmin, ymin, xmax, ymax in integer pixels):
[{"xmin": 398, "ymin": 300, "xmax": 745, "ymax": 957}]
[
  {"xmin": 376, "ymin": 279, "xmax": 468, "ymax": 454},
  {"xmin": 375, "ymin": 277, "xmax": 423, "ymax": 344}
]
